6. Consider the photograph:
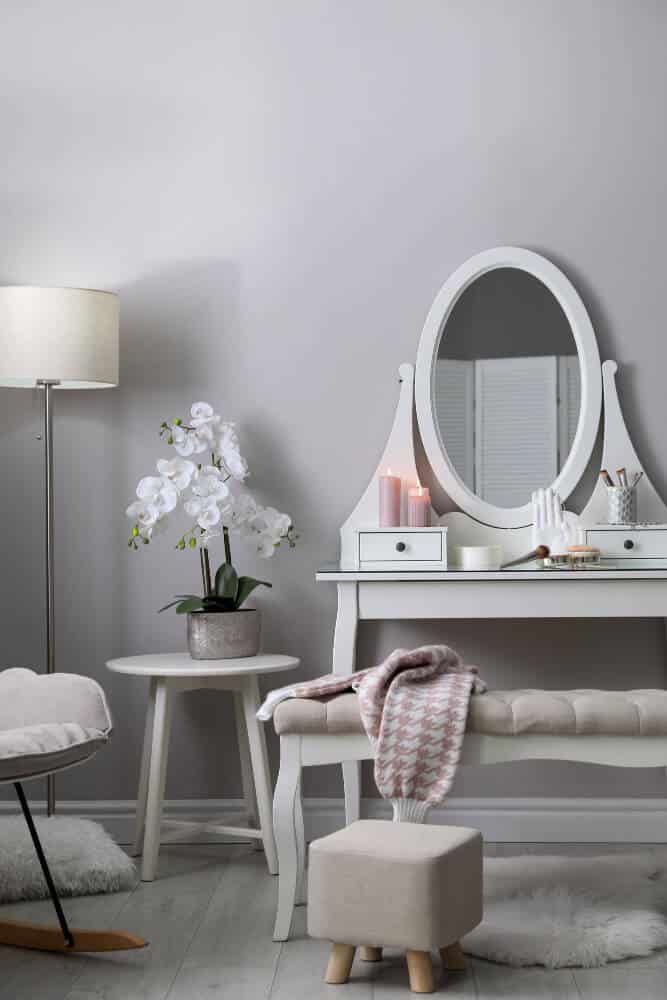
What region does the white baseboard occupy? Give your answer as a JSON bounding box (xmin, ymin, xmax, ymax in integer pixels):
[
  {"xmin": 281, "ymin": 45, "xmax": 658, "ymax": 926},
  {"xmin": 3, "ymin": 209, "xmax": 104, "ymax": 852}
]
[{"xmin": 2, "ymin": 797, "xmax": 666, "ymax": 844}]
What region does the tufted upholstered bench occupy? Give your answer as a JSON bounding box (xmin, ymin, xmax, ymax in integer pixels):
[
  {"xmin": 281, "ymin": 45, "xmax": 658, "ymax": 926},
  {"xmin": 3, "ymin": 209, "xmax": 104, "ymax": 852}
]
[{"xmin": 271, "ymin": 688, "xmax": 667, "ymax": 940}]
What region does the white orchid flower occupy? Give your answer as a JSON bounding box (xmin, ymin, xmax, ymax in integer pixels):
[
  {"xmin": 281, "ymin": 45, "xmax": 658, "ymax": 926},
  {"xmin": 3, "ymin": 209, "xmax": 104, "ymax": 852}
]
[
  {"xmin": 156, "ymin": 457, "xmax": 196, "ymax": 491},
  {"xmin": 249, "ymin": 506, "xmax": 291, "ymax": 542},
  {"xmin": 126, "ymin": 499, "xmax": 161, "ymax": 527},
  {"xmin": 136, "ymin": 476, "xmax": 163, "ymax": 500},
  {"xmin": 171, "ymin": 425, "xmax": 196, "ymax": 457},
  {"xmin": 191, "ymin": 430, "xmax": 211, "ymax": 454},
  {"xmin": 225, "ymin": 492, "xmax": 258, "ymax": 528},
  {"xmin": 200, "ymin": 522, "xmax": 224, "ymax": 542},
  {"xmin": 184, "ymin": 496, "xmax": 222, "ymax": 530},
  {"xmin": 263, "ymin": 507, "xmax": 292, "ymax": 541},
  {"xmin": 193, "ymin": 421, "xmax": 215, "ymax": 443},
  {"xmin": 135, "ymin": 476, "xmax": 179, "ymax": 513},
  {"xmin": 192, "ymin": 468, "xmax": 230, "ymax": 501},
  {"xmin": 221, "ymin": 447, "xmax": 248, "ymax": 481},
  {"xmin": 257, "ymin": 535, "xmax": 278, "ymax": 558},
  {"xmin": 191, "ymin": 401, "xmax": 215, "ymax": 422},
  {"xmin": 217, "ymin": 421, "xmax": 238, "ymax": 448}
]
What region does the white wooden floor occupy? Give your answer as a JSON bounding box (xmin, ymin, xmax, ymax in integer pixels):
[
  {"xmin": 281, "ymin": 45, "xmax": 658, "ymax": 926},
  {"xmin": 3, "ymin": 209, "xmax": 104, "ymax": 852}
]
[{"xmin": 0, "ymin": 843, "xmax": 665, "ymax": 999}]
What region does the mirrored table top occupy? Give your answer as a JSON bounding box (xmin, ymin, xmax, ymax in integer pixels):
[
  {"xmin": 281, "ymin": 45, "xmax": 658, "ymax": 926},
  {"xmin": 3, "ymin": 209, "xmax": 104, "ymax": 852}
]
[{"xmin": 317, "ymin": 560, "xmax": 667, "ymax": 580}]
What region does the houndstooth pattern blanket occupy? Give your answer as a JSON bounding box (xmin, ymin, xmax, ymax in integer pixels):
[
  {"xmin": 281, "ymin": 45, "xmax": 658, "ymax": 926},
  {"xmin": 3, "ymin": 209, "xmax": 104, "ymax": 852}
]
[{"xmin": 258, "ymin": 644, "xmax": 486, "ymax": 821}]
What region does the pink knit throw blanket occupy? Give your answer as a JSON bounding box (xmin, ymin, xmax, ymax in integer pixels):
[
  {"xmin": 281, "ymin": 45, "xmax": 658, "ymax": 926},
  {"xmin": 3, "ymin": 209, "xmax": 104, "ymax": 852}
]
[{"xmin": 258, "ymin": 644, "xmax": 486, "ymax": 822}]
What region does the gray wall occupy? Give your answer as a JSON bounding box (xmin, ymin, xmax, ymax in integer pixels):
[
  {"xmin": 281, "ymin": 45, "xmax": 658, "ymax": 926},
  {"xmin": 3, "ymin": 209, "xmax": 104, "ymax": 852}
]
[{"xmin": 1, "ymin": 0, "xmax": 667, "ymax": 805}]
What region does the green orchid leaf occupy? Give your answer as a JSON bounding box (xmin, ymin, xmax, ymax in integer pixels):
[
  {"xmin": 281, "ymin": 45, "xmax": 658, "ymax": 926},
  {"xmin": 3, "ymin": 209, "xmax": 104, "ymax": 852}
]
[
  {"xmin": 158, "ymin": 595, "xmax": 199, "ymax": 613},
  {"xmin": 215, "ymin": 562, "xmax": 239, "ymax": 601},
  {"xmin": 235, "ymin": 576, "xmax": 272, "ymax": 609},
  {"xmin": 175, "ymin": 597, "xmax": 206, "ymax": 614}
]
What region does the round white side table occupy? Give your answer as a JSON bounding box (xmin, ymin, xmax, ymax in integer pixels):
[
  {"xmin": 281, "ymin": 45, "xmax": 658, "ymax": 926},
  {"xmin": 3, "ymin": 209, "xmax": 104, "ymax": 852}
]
[{"xmin": 106, "ymin": 652, "xmax": 299, "ymax": 882}]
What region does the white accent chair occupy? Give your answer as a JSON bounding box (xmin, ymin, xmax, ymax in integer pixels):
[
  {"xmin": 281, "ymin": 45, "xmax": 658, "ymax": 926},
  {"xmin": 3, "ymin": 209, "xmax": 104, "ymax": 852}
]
[
  {"xmin": 0, "ymin": 668, "xmax": 145, "ymax": 953},
  {"xmin": 271, "ymin": 687, "xmax": 667, "ymax": 940}
]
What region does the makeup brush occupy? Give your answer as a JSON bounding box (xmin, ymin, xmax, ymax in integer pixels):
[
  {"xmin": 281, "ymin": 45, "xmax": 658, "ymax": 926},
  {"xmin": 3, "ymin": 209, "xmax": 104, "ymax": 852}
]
[{"xmin": 501, "ymin": 545, "xmax": 550, "ymax": 569}]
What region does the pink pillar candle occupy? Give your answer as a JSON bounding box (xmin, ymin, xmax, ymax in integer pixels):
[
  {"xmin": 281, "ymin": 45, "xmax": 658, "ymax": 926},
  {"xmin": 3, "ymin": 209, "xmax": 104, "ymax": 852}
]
[
  {"xmin": 407, "ymin": 486, "xmax": 430, "ymax": 527},
  {"xmin": 379, "ymin": 470, "xmax": 401, "ymax": 527}
]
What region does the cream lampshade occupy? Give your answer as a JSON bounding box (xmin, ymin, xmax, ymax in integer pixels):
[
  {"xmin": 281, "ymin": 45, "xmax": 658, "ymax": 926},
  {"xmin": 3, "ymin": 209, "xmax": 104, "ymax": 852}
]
[
  {"xmin": 0, "ymin": 284, "xmax": 119, "ymax": 816},
  {"xmin": 0, "ymin": 286, "xmax": 119, "ymax": 388}
]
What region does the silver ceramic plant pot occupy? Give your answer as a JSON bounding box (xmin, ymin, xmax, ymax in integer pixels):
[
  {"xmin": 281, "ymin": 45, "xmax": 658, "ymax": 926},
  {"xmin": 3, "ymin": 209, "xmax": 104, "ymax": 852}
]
[{"xmin": 187, "ymin": 609, "xmax": 261, "ymax": 660}]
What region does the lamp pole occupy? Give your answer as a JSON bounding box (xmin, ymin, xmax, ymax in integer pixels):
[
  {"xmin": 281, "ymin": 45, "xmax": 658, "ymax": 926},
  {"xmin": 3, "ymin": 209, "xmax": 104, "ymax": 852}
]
[{"xmin": 38, "ymin": 379, "xmax": 59, "ymax": 816}]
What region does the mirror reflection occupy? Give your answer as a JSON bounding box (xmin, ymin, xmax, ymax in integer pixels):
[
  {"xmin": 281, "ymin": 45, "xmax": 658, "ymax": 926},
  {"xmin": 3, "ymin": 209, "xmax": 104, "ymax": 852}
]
[{"xmin": 435, "ymin": 267, "xmax": 580, "ymax": 508}]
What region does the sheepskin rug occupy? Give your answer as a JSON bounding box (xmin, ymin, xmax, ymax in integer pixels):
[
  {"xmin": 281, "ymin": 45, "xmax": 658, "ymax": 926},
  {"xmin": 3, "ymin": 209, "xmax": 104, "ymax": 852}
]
[
  {"xmin": 0, "ymin": 816, "xmax": 136, "ymax": 903},
  {"xmin": 463, "ymin": 850, "xmax": 667, "ymax": 968}
]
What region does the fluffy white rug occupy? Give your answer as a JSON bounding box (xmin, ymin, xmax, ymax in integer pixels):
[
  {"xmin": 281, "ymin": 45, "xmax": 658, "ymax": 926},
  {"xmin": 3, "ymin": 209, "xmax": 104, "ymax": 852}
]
[
  {"xmin": 0, "ymin": 816, "xmax": 136, "ymax": 903},
  {"xmin": 463, "ymin": 851, "xmax": 667, "ymax": 968}
]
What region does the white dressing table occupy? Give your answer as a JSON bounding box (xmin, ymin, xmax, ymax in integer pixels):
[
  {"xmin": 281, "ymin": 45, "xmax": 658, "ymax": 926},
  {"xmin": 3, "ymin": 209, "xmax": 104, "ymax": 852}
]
[
  {"xmin": 317, "ymin": 562, "xmax": 667, "ymax": 825},
  {"xmin": 272, "ymin": 246, "xmax": 667, "ymax": 939}
]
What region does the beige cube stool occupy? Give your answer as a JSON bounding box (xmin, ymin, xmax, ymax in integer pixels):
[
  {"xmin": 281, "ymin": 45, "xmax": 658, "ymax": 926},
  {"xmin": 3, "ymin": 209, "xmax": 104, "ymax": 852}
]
[{"xmin": 307, "ymin": 819, "xmax": 483, "ymax": 994}]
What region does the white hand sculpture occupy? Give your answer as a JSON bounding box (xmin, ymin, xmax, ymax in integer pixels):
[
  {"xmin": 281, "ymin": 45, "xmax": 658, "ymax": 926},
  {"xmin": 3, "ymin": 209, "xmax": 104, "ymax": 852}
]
[{"xmin": 531, "ymin": 488, "xmax": 577, "ymax": 554}]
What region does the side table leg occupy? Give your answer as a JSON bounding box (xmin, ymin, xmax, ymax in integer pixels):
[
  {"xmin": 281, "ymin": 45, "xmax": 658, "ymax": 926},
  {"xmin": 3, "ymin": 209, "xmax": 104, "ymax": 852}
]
[
  {"xmin": 141, "ymin": 679, "xmax": 173, "ymax": 882},
  {"xmin": 131, "ymin": 677, "xmax": 157, "ymax": 857},
  {"xmin": 242, "ymin": 675, "xmax": 279, "ymax": 875},
  {"xmin": 234, "ymin": 690, "xmax": 259, "ymax": 831}
]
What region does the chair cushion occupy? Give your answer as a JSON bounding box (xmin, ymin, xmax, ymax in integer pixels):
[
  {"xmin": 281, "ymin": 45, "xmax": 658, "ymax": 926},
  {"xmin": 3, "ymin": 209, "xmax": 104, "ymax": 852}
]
[
  {"xmin": 467, "ymin": 689, "xmax": 667, "ymax": 736},
  {"xmin": 0, "ymin": 668, "xmax": 112, "ymax": 734},
  {"xmin": 0, "ymin": 722, "xmax": 109, "ymax": 781},
  {"xmin": 274, "ymin": 688, "xmax": 667, "ymax": 737},
  {"xmin": 274, "ymin": 692, "xmax": 365, "ymax": 735},
  {"xmin": 0, "ymin": 667, "xmax": 113, "ymax": 782},
  {"xmin": 307, "ymin": 819, "xmax": 483, "ymax": 951}
]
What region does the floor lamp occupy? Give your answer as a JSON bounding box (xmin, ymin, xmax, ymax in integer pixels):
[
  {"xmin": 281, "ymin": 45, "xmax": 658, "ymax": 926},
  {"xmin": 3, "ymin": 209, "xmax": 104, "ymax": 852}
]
[{"xmin": 0, "ymin": 286, "xmax": 119, "ymax": 815}]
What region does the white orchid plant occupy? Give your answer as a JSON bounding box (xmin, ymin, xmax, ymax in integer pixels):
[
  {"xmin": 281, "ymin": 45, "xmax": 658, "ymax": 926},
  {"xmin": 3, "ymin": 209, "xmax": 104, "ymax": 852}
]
[{"xmin": 126, "ymin": 402, "xmax": 297, "ymax": 615}]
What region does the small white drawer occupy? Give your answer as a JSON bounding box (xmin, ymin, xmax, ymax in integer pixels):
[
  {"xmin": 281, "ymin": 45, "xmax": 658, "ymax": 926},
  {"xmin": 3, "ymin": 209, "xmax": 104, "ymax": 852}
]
[
  {"xmin": 586, "ymin": 528, "xmax": 667, "ymax": 559},
  {"xmin": 356, "ymin": 528, "xmax": 447, "ymax": 571}
]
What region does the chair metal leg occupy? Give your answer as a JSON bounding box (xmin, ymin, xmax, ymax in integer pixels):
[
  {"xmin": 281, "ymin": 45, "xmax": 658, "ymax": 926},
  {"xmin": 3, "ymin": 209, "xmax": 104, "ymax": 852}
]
[{"xmin": 14, "ymin": 782, "xmax": 74, "ymax": 948}]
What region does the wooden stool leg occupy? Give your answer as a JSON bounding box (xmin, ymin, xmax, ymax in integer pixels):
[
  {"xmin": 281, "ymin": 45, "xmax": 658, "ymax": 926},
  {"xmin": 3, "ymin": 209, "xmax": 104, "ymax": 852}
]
[
  {"xmin": 406, "ymin": 950, "xmax": 434, "ymax": 994},
  {"xmin": 360, "ymin": 946, "xmax": 383, "ymax": 962},
  {"xmin": 326, "ymin": 943, "xmax": 356, "ymax": 984},
  {"xmin": 440, "ymin": 941, "xmax": 466, "ymax": 971}
]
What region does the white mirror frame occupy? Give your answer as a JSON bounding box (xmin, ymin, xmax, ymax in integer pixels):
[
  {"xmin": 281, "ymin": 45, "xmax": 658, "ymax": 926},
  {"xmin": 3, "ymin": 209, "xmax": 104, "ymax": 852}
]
[{"xmin": 415, "ymin": 247, "xmax": 602, "ymax": 528}]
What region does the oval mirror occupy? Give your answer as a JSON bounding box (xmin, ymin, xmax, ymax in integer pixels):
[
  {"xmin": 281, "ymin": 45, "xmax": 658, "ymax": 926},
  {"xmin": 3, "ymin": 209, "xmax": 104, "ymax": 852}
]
[{"xmin": 415, "ymin": 248, "xmax": 602, "ymax": 528}]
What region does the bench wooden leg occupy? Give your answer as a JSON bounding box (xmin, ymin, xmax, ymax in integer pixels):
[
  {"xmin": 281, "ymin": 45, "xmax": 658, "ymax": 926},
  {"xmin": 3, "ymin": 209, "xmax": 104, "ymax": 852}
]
[
  {"xmin": 326, "ymin": 943, "xmax": 356, "ymax": 984},
  {"xmin": 440, "ymin": 941, "xmax": 466, "ymax": 970},
  {"xmin": 360, "ymin": 945, "xmax": 383, "ymax": 961},
  {"xmin": 406, "ymin": 950, "xmax": 434, "ymax": 993},
  {"xmin": 272, "ymin": 736, "xmax": 301, "ymax": 941}
]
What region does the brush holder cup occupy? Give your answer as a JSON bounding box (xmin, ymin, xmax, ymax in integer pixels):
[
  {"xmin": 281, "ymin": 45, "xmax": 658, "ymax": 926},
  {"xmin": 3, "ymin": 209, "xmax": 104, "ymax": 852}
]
[{"xmin": 606, "ymin": 486, "xmax": 637, "ymax": 525}]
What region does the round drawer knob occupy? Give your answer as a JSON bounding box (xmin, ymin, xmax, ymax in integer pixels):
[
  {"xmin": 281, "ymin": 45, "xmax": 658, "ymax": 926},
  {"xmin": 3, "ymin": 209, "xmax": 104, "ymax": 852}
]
[
  {"xmin": 624, "ymin": 539, "xmax": 634, "ymax": 550},
  {"xmin": 395, "ymin": 541, "xmax": 407, "ymax": 552}
]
